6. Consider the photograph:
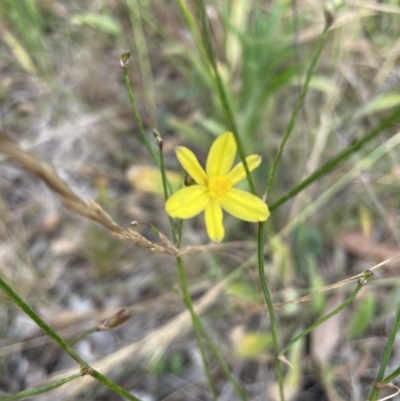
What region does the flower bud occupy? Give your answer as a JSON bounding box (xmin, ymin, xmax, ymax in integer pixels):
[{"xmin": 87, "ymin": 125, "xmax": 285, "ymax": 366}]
[
  {"xmin": 323, "ymin": 0, "xmax": 344, "ymax": 29},
  {"xmin": 184, "ymin": 175, "xmax": 195, "ymax": 186},
  {"xmin": 97, "ymin": 309, "xmax": 132, "ymax": 331},
  {"xmin": 358, "ymin": 270, "xmax": 373, "ymax": 286},
  {"xmin": 153, "ymin": 129, "xmax": 163, "ymax": 148},
  {"xmin": 120, "ymin": 50, "xmax": 131, "ymax": 68}
]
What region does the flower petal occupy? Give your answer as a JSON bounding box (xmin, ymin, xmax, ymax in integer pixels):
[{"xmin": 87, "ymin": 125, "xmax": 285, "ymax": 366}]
[
  {"xmin": 228, "ymin": 155, "xmax": 262, "ymax": 186},
  {"xmin": 220, "ymin": 188, "xmax": 270, "ymax": 222},
  {"xmin": 205, "ymin": 199, "xmax": 224, "ymax": 242},
  {"xmin": 206, "ymin": 132, "xmax": 237, "ymax": 177},
  {"xmin": 176, "ymin": 147, "xmax": 207, "ymax": 186},
  {"xmin": 165, "ymin": 186, "xmax": 209, "ymax": 219}
]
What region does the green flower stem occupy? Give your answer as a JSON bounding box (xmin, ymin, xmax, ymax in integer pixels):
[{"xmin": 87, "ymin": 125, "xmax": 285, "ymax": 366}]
[
  {"xmin": 127, "ymin": 0, "xmax": 158, "ymax": 128},
  {"xmin": 258, "ymin": 222, "xmax": 285, "ymax": 401},
  {"xmin": 265, "ymin": 28, "xmax": 329, "ymax": 199},
  {"xmin": 170, "ymin": 220, "xmax": 245, "ymax": 399},
  {"xmin": 0, "ymin": 277, "xmax": 86, "ymax": 367},
  {"xmin": 257, "ymin": 29, "xmax": 330, "ymax": 401},
  {"xmin": 280, "ymin": 282, "xmax": 363, "ymax": 356},
  {"xmin": 90, "ymin": 369, "xmax": 142, "ymax": 401},
  {"xmin": 122, "ymin": 68, "xmax": 159, "ymax": 167},
  {"xmin": 0, "ymin": 373, "xmax": 83, "ymax": 401},
  {"xmin": 369, "ymin": 303, "xmax": 400, "ymax": 401},
  {"xmin": 0, "ymin": 278, "xmax": 143, "ymax": 401},
  {"xmin": 176, "ymin": 257, "xmax": 217, "ymax": 400},
  {"xmin": 381, "ymin": 366, "xmax": 400, "ymax": 385},
  {"xmin": 197, "ymin": 318, "xmax": 247, "ymax": 401},
  {"xmin": 269, "ymin": 105, "xmax": 400, "ymax": 213},
  {"xmin": 175, "ymin": 0, "xmax": 211, "ymax": 76},
  {"xmin": 177, "ymin": 219, "xmax": 183, "ymax": 247},
  {"xmin": 122, "ymin": 67, "xmax": 174, "ymax": 197},
  {"xmin": 157, "ymin": 139, "xmax": 178, "ymax": 243},
  {"xmin": 195, "ymin": 0, "xmax": 255, "ymax": 194},
  {"xmin": 67, "ymin": 328, "xmax": 97, "ymax": 347}
]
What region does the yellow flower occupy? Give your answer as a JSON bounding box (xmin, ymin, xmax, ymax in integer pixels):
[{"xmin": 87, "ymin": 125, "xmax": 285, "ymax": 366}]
[{"xmin": 165, "ymin": 132, "xmax": 270, "ymax": 242}]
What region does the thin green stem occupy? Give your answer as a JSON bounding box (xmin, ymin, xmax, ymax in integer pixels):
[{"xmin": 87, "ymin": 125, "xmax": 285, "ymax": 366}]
[
  {"xmin": 195, "ymin": 0, "xmax": 255, "ymax": 194},
  {"xmin": 127, "ymin": 0, "xmax": 158, "ymax": 128},
  {"xmin": 265, "ymin": 28, "xmax": 329, "ymax": 198},
  {"xmin": 177, "ymin": 219, "xmax": 183, "ymax": 247},
  {"xmin": 165, "ymin": 199, "xmax": 244, "ymax": 398},
  {"xmin": 197, "ymin": 321, "xmax": 247, "ymax": 401},
  {"xmin": 90, "ymin": 370, "xmax": 142, "ymax": 401},
  {"xmin": 156, "ymin": 136, "xmax": 178, "ymax": 244},
  {"xmin": 0, "ymin": 278, "xmax": 143, "ymax": 401},
  {"xmin": 122, "ymin": 66, "xmax": 174, "ymax": 196},
  {"xmin": 381, "ymin": 366, "xmax": 400, "ymax": 385},
  {"xmin": 175, "ymin": 0, "xmax": 211, "ymax": 76},
  {"xmin": 369, "ymin": 303, "xmax": 400, "ymax": 400},
  {"xmin": 258, "ymin": 222, "xmax": 285, "ymax": 401},
  {"xmin": 257, "ymin": 30, "xmax": 329, "ymax": 401},
  {"xmin": 68, "ymin": 328, "xmax": 97, "ymax": 347},
  {"xmin": 176, "ymin": 257, "xmax": 217, "ymax": 400},
  {"xmin": 0, "ymin": 277, "xmax": 86, "ymax": 366},
  {"xmin": 269, "ymin": 105, "xmax": 400, "ymax": 212},
  {"xmin": 122, "ymin": 68, "xmax": 159, "ymax": 167},
  {"xmin": 0, "ymin": 373, "xmax": 82, "ymax": 401},
  {"xmin": 280, "ymin": 283, "xmax": 363, "ymax": 355}
]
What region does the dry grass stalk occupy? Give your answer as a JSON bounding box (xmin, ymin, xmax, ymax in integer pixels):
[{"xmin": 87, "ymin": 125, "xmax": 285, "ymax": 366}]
[
  {"xmin": 0, "ymin": 132, "xmax": 246, "ymax": 256},
  {"xmin": 0, "ymin": 132, "xmax": 179, "ymax": 255},
  {"xmin": 273, "ymin": 254, "xmax": 400, "ymax": 308}
]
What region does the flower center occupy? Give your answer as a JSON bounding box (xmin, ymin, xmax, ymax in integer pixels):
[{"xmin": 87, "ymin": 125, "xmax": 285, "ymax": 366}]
[{"xmin": 208, "ymin": 176, "xmax": 232, "ymax": 198}]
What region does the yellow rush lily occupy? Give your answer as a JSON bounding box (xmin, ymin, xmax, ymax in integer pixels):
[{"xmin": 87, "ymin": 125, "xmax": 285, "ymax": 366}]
[{"xmin": 165, "ymin": 132, "xmax": 270, "ymax": 242}]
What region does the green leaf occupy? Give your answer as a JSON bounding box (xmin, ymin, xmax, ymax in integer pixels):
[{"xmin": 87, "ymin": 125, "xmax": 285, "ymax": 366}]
[
  {"xmin": 236, "ymin": 332, "xmax": 272, "ymax": 357},
  {"xmin": 348, "ymin": 294, "xmax": 376, "ymax": 338},
  {"xmin": 227, "ymin": 282, "xmax": 258, "ymax": 302},
  {"xmin": 71, "ymin": 13, "xmax": 121, "ymax": 37},
  {"xmin": 307, "ymin": 255, "xmax": 326, "ymax": 315},
  {"xmin": 362, "ymin": 94, "xmax": 400, "ymax": 115}
]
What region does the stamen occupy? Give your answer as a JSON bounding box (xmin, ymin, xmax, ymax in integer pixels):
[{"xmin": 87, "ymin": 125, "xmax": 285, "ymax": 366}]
[{"xmin": 208, "ymin": 176, "xmax": 232, "ymax": 198}]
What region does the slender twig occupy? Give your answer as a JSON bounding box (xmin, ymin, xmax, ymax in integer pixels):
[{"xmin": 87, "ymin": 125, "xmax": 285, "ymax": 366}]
[
  {"xmin": 122, "ymin": 67, "xmax": 159, "ymax": 167},
  {"xmin": 90, "ymin": 370, "xmax": 143, "ymax": 401},
  {"xmin": 197, "ymin": 322, "xmax": 247, "ymax": 401},
  {"xmin": 175, "ymin": 0, "xmax": 211, "ymax": 76},
  {"xmin": 176, "ymin": 257, "xmax": 218, "ymax": 400},
  {"xmin": 269, "ymin": 105, "xmax": 400, "ymax": 212},
  {"xmin": 202, "ymin": 327, "xmax": 247, "ymax": 400},
  {"xmin": 258, "ymin": 30, "xmax": 330, "ymax": 400},
  {"xmin": 265, "ymin": 28, "xmax": 329, "ymax": 198},
  {"xmin": 173, "ymin": 226, "xmax": 246, "ymax": 400},
  {"xmin": 258, "ymin": 222, "xmax": 285, "ymax": 401},
  {"xmin": 127, "ymin": 0, "xmax": 158, "ymax": 128},
  {"xmin": 0, "ymin": 278, "xmax": 143, "ymax": 401},
  {"xmin": 157, "ymin": 131, "xmax": 217, "ymax": 400},
  {"xmin": 381, "ymin": 367, "xmax": 400, "ymax": 386},
  {"xmin": 157, "ymin": 134, "xmax": 217, "ymax": 401},
  {"xmin": 121, "ymin": 55, "xmax": 174, "ymax": 196},
  {"xmin": 195, "ymin": 0, "xmax": 255, "ymax": 194},
  {"xmin": 67, "ymin": 328, "xmax": 97, "ymax": 347},
  {"xmin": 153, "ymin": 130, "xmax": 178, "ymax": 243},
  {"xmin": 280, "ymin": 282, "xmax": 363, "ymax": 355},
  {"xmin": 369, "ymin": 303, "xmax": 400, "ymax": 400},
  {"xmin": 0, "ymin": 373, "xmax": 83, "ymax": 401}
]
